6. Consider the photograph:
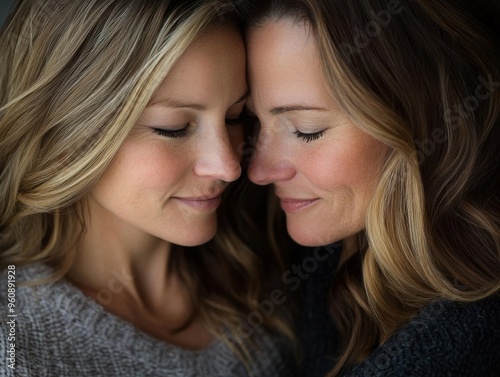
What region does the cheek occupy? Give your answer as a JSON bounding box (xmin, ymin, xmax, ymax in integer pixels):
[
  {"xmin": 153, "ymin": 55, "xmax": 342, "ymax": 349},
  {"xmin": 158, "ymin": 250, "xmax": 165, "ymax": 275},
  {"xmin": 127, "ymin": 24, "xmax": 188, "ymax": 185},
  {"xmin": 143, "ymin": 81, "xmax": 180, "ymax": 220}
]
[
  {"xmin": 139, "ymin": 145, "xmax": 191, "ymax": 191},
  {"xmin": 100, "ymin": 141, "xmax": 189, "ymax": 195},
  {"xmin": 302, "ymin": 144, "xmax": 357, "ymax": 192},
  {"xmin": 303, "ymin": 138, "xmax": 386, "ymax": 196}
]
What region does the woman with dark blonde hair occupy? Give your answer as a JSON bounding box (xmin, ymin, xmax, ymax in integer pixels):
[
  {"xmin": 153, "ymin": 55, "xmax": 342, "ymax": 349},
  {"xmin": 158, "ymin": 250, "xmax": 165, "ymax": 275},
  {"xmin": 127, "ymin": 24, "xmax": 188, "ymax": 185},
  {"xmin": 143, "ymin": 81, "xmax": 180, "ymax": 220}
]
[
  {"xmin": 239, "ymin": 0, "xmax": 500, "ymax": 375},
  {"xmin": 0, "ymin": 0, "xmax": 297, "ymax": 375}
]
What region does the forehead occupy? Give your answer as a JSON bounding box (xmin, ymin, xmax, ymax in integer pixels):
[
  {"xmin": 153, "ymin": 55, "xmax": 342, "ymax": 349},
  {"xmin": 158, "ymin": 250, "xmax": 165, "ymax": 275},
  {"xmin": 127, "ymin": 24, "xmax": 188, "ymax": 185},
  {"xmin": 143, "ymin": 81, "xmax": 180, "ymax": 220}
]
[
  {"xmin": 150, "ymin": 24, "xmax": 246, "ymax": 104},
  {"xmin": 246, "ymin": 19, "xmax": 332, "ymax": 112}
]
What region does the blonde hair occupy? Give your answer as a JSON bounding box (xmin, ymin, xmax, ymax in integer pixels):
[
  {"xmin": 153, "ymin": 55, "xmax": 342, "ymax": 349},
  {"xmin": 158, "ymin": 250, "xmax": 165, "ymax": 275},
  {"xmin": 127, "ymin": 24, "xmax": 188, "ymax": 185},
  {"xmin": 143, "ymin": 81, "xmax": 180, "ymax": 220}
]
[
  {"xmin": 0, "ymin": 0, "xmax": 294, "ymax": 364},
  {"xmin": 240, "ymin": 0, "xmax": 500, "ymax": 374}
]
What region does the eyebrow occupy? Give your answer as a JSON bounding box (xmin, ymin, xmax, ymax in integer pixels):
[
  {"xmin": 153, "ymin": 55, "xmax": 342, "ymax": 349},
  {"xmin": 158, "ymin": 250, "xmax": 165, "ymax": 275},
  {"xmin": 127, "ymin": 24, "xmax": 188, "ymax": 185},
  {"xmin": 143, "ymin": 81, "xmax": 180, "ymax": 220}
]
[
  {"xmin": 270, "ymin": 105, "xmax": 328, "ymax": 115},
  {"xmin": 148, "ymin": 90, "xmax": 250, "ymax": 110}
]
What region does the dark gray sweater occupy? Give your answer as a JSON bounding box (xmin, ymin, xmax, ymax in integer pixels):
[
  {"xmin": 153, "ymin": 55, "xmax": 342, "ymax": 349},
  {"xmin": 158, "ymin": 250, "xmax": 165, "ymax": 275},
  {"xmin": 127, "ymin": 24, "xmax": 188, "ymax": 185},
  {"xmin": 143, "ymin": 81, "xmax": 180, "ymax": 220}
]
[
  {"xmin": 298, "ymin": 245, "xmax": 500, "ymax": 377},
  {"xmin": 0, "ymin": 263, "xmax": 297, "ymax": 377},
  {"xmin": 344, "ymin": 296, "xmax": 500, "ymax": 376}
]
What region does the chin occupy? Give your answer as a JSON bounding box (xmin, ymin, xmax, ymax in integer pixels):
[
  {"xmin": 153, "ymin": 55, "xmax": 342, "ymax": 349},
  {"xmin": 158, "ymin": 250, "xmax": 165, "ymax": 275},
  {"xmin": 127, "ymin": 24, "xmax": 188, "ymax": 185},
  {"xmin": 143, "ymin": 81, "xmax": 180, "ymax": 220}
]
[
  {"xmin": 288, "ymin": 227, "xmax": 322, "ymax": 247},
  {"xmin": 173, "ymin": 225, "xmax": 217, "ymax": 247},
  {"xmin": 287, "ymin": 222, "xmax": 339, "ymax": 247}
]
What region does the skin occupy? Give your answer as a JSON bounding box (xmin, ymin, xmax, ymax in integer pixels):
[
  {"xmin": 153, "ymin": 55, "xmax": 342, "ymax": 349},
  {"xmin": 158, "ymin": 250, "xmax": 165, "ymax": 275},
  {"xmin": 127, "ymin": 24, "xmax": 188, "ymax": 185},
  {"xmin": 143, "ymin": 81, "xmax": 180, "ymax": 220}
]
[
  {"xmin": 246, "ymin": 19, "xmax": 388, "ymax": 254},
  {"xmin": 66, "ymin": 24, "xmax": 247, "ymax": 349}
]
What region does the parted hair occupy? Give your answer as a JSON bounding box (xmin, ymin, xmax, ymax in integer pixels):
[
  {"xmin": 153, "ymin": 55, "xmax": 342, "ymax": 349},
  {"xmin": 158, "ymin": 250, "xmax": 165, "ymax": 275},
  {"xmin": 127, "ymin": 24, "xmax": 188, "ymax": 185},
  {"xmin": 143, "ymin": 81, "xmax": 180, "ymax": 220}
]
[
  {"xmin": 239, "ymin": 0, "xmax": 500, "ymax": 374},
  {"xmin": 0, "ymin": 0, "xmax": 294, "ymax": 363}
]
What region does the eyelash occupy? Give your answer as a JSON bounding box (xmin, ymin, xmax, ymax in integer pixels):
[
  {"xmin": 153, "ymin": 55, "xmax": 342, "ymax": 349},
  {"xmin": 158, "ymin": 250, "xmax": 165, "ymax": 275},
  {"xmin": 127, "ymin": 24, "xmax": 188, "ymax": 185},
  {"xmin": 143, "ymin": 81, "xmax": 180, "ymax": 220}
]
[
  {"xmin": 152, "ymin": 117, "xmax": 246, "ymax": 139},
  {"xmin": 153, "ymin": 126, "xmax": 189, "ymax": 138},
  {"xmin": 294, "ymin": 129, "xmax": 326, "ymax": 143}
]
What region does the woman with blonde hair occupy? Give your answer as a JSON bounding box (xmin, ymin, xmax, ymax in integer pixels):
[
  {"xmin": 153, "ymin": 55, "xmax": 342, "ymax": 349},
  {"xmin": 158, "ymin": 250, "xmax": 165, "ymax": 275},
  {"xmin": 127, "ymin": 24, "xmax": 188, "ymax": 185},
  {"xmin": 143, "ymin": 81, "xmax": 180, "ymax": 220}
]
[
  {"xmin": 0, "ymin": 0, "xmax": 297, "ymax": 375},
  {"xmin": 239, "ymin": 0, "xmax": 500, "ymax": 375}
]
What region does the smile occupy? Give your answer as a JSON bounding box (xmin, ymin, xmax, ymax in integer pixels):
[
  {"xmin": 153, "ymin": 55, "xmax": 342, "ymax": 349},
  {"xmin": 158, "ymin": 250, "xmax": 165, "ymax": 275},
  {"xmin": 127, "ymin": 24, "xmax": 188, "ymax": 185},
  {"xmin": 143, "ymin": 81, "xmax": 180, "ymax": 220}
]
[
  {"xmin": 173, "ymin": 195, "xmax": 222, "ymax": 211},
  {"xmin": 279, "ymin": 198, "xmax": 320, "ymax": 213}
]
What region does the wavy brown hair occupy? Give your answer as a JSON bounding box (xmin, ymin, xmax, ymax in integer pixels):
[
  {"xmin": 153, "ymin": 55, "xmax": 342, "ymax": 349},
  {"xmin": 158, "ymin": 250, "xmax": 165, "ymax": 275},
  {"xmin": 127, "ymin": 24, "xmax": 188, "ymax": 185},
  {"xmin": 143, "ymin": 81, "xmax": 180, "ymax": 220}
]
[
  {"xmin": 239, "ymin": 0, "xmax": 500, "ymax": 374},
  {"xmin": 0, "ymin": 0, "xmax": 294, "ymax": 364}
]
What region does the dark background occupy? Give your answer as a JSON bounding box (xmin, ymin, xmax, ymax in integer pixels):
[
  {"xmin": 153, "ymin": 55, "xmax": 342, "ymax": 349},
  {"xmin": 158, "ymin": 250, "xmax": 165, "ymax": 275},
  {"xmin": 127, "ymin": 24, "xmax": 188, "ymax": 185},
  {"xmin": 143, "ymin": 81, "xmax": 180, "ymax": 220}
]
[
  {"xmin": 1, "ymin": 0, "xmax": 500, "ymax": 30},
  {"xmin": 1, "ymin": 0, "xmax": 16, "ymax": 28}
]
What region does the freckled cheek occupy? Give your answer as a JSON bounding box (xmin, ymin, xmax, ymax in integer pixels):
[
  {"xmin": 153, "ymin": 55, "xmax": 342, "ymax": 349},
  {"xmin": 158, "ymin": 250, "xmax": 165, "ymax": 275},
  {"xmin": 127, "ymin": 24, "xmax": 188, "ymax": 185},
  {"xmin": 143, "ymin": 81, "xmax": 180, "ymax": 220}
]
[
  {"xmin": 119, "ymin": 143, "xmax": 191, "ymax": 189},
  {"xmin": 300, "ymin": 147, "xmax": 361, "ymax": 193},
  {"xmin": 304, "ymin": 140, "xmax": 385, "ymax": 195}
]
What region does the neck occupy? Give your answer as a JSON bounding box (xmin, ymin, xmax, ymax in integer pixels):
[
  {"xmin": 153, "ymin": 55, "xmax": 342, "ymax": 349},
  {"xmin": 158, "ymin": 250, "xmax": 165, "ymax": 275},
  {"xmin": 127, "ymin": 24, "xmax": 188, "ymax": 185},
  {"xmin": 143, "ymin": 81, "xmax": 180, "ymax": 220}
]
[
  {"xmin": 65, "ymin": 198, "xmax": 190, "ymax": 328},
  {"xmin": 339, "ymin": 234, "xmax": 360, "ymax": 267},
  {"xmin": 64, "ymin": 198, "xmax": 215, "ymax": 349},
  {"xmin": 68, "ymin": 233, "xmax": 172, "ymax": 307}
]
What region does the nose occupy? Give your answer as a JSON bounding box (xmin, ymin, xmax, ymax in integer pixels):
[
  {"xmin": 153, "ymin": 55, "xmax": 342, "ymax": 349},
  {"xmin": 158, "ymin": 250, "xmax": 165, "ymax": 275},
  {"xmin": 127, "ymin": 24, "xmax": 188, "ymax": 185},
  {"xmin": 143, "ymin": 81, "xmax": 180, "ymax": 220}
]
[
  {"xmin": 194, "ymin": 127, "xmax": 242, "ymax": 182},
  {"xmin": 247, "ymin": 130, "xmax": 296, "ymax": 185}
]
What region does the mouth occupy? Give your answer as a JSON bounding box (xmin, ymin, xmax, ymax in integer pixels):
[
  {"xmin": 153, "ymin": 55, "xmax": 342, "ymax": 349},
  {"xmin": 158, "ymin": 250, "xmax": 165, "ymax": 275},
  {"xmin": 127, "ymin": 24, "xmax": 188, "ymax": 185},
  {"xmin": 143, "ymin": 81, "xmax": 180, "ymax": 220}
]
[
  {"xmin": 278, "ymin": 197, "xmax": 320, "ymax": 213},
  {"xmin": 172, "ymin": 193, "xmax": 224, "ymax": 211}
]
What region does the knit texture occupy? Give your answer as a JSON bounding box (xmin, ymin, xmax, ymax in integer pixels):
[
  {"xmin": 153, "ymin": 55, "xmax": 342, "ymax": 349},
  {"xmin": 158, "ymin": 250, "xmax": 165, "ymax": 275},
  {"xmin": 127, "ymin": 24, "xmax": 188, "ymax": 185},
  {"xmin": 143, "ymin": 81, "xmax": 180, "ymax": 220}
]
[
  {"xmin": 0, "ymin": 263, "xmax": 298, "ymax": 377},
  {"xmin": 344, "ymin": 296, "xmax": 500, "ymax": 376},
  {"xmin": 297, "ymin": 242, "xmax": 500, "ymax": 377}
]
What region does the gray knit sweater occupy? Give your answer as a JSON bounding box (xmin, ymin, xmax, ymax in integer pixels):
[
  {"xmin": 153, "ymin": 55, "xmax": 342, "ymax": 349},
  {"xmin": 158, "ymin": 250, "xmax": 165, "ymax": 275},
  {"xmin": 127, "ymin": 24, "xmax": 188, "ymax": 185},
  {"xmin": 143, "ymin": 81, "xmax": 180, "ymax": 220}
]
[{"xmin": 0, "ymin": 263, "xmax": 297, "ymax": 377}]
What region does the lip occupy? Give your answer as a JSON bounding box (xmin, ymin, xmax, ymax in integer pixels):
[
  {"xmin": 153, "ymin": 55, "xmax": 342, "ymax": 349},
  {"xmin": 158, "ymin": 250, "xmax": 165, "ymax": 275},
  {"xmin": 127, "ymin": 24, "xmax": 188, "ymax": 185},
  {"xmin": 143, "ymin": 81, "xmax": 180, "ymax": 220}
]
[
  {"xmin": 173, "ymin": 194, "xmax": 223, "ymax": 211},
  {"xmin": 278, "ymin": 197, "xmax": 320, "ymax": 213}
]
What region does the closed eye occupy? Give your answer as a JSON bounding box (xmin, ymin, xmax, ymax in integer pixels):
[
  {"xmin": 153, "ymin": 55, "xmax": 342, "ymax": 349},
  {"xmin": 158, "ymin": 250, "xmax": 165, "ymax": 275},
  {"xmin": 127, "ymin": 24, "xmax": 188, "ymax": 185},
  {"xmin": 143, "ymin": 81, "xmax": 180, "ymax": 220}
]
[
  {"xmin": 294, "ymin": 129, "xmax": 326, "ymax": 143},
  {"xmin": 153, "ymin": 126, "xmax": 189, "ymax": 138}
]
